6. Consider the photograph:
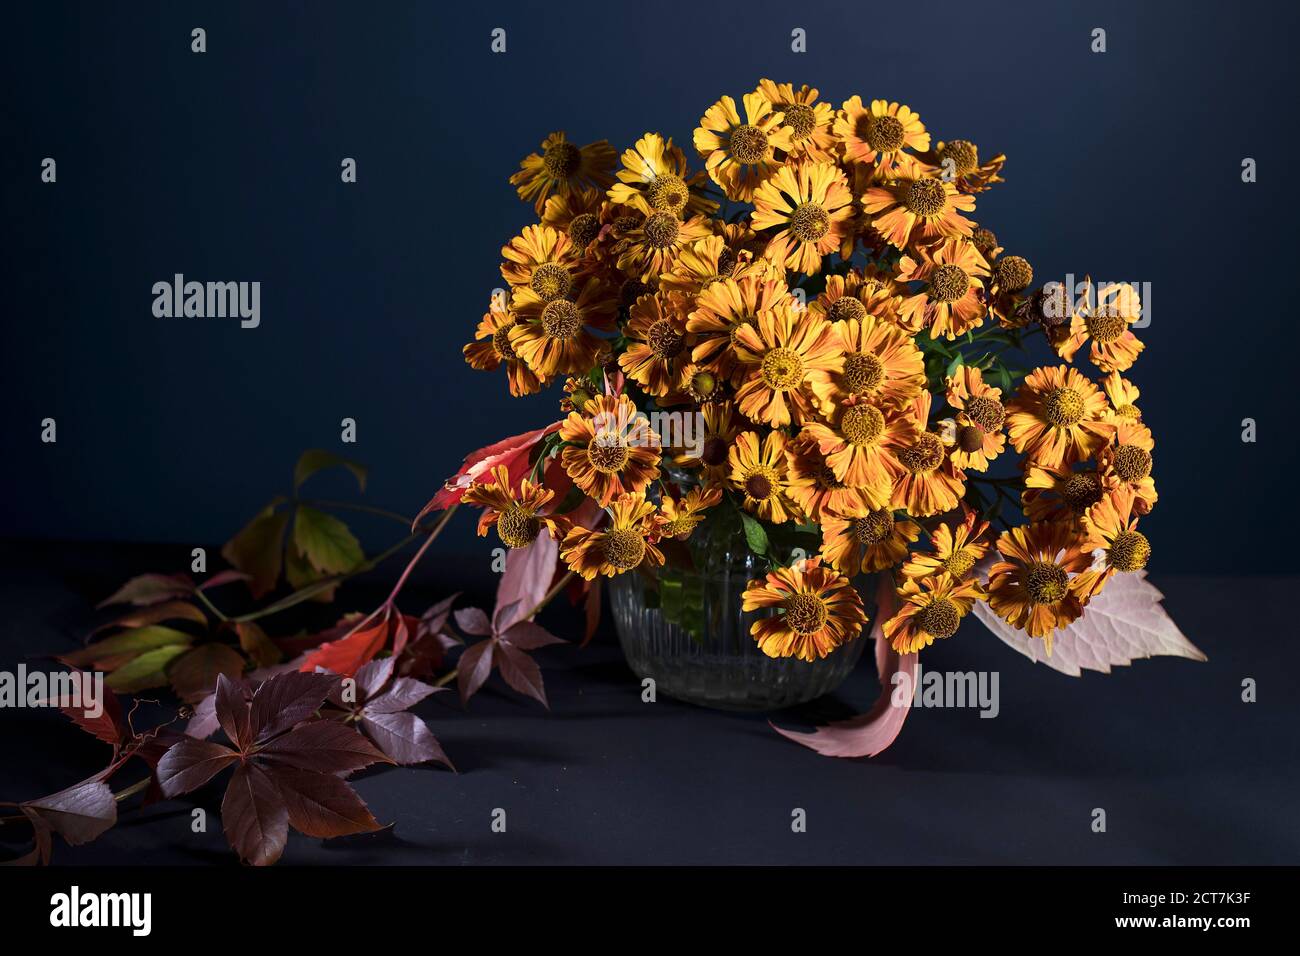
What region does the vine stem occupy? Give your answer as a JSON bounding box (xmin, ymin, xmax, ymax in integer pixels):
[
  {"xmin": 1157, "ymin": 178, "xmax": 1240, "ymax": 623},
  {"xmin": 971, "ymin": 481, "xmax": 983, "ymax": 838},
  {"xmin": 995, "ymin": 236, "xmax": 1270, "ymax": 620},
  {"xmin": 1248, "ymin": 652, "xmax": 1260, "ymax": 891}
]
[{"xmin": 230, "ymin": 504, "xmax": 459, "ymax": 625}]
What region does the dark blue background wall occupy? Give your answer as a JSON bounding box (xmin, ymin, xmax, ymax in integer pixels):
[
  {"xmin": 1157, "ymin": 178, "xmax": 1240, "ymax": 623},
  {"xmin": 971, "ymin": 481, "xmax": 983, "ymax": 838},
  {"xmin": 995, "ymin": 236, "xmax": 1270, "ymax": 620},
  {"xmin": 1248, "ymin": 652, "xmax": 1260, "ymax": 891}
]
[{"xmin": 3, "ymin": 0, "xmax": 1295, "ymax": 572}]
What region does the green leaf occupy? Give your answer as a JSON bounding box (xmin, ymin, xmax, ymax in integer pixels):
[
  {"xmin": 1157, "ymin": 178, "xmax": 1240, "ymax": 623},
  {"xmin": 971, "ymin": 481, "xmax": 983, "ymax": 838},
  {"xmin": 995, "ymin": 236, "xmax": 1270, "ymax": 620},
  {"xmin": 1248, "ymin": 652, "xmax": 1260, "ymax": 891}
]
[
  {"xmin": 221, "ymin": 503, "xmax": 290, "ymax": 599},
  {"xmin": 284, "ymin": 543, "xmax": 339, "ymax": 603},
  {"xmin": 294, "ymin": 450, "xmax": 367, "ymax": 493},
  {"xmin": 105, "ymin": 644, "xmax": 192, "ymax": 693},
  {"xmin": 946, "ymin": 352, "xmax": 965, "ymax": 378},
  {"xmin": 740, "ymin": 512, "xmax": 771, "ymax": 558},
  {"xmin": 62, "ymin": 626, "xmax": 195, "ymax": 667},
  {"xmin": 293, "ymin": 505, "xmax": 364, "ymax": 575}
]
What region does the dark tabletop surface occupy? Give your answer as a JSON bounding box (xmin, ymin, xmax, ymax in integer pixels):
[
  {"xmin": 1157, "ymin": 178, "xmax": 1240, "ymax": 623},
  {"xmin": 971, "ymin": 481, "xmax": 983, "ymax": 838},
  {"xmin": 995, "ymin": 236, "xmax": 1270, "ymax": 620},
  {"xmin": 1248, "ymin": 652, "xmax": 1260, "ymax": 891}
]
[{"xmin": 1, "ymin": 539, "xmax": 1296, "ymax": 866}]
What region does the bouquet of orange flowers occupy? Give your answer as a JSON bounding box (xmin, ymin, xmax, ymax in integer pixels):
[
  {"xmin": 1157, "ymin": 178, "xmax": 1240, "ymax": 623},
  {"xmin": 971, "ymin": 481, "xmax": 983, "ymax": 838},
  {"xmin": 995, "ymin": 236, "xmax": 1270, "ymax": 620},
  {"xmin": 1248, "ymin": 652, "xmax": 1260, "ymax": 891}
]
[{"xmin": 453, "ymin": 78, "xmax": 1159, "ymax": 669}]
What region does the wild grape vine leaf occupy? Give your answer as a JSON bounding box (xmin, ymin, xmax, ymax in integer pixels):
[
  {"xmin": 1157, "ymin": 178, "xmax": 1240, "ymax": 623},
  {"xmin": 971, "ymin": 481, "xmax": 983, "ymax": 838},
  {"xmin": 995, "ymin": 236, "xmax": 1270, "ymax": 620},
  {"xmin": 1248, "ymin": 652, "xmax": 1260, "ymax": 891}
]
[
  {"xmin": 298, "ymin": 606, "xmax": 422, "ymax": 677},
  {"xmin": 157, "ymin": 671, "xmax": 390, "ymax": 865},
  {"xmin": 455, "ymin": 534, "xmax": 565, "ymax": 709},
  {"xmin": 1, "ymin": 775, "xmax": 117, "ymax": 865},
  {"xmin": 328, "ymin": 658, "xmax": 452, "ymax": 768},
  {"xmin": 972, "ymin": 570, "xmax": 1206, "ymax": 676}
]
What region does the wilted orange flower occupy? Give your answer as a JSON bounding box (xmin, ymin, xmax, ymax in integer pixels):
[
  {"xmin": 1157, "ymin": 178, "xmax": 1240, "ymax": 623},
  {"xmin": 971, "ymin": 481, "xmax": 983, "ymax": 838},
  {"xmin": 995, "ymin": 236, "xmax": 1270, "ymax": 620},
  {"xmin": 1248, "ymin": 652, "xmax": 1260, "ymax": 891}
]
[
  {"xmin": 819, "ymin": 505, "xmax": 920, "ymax": 575},
  {"xmin": 1021, "ymin": 462, "xmax": 1111, "ymax": 525},
  {"xmin": 463, "ymin": 466, "xmax": 568, "ymax": 549},
  {"xmin": 742, "ymin": 558, "xmax": 866, "ymax": 661},
  {"xmin": 1055, "ymin": 281, "xmax": 1146, "ymax": 372},
  {"xmin": 890, "ymin": 392, "xmax": 966, "ymax": 517},
  {"xmin": 561, "ymin": 492, "xmax": 664, "ymax": 580},
  {"xmin": 463, "ymin": 297, "xmax": 545, "ymax": 397},
  {"xmin": 674, "ymin": 403, "xmax": 742, "ymax": 485},
  {"xmin": 655, "ymin": 486, "xmax": 723, "ymax": 540},
  {"xmin": 883, "ymin": 575, "xmax": 985, "ymax": 654},
  {"xmin": 896, "ymin": 238, "xmax": 990, "ymax": 340},
  {"xmin": 944, "ymin": 365, "xmax": 1006, "ymax": 471},
  {"xmin": 1005, "ymin": 365, "xmax": 1113, "ymax": 469},
  {"xmin": 918, "ymin": 139, "xmax": 1005, "ymax": 194},
  {"xmin": 1101, "ymin": 371, "xmax": 1143, "ymax": 425},
  {"xmin": 834, "ymin": 97, "xmax": 930, "ymax": 176},
  {"xmin": 1073, "ymin": 487, "xmax": 1151, "ymax": 600},
  {"xmin": 751, "ymin": 162, "xmax": 854, "ymax": 274},
  {"xmin": 860, "ymin": 161, "xmax": 975, "ymax": 250},
  {"xmin": 901, "ymin": 506, "xmax": 990, "ymax": 583},
  {"xmin": 694, "ymin": 92, "xmax": 795, "ymax": 201},
  {"xmin": 986, "ymin": 522, "xmax": 1093, "ymax": 649},
  {"xmin": 727, "ymin": 430, "xmax": 801, "ymax": 524},
  {"xmin": 559, "ymin": 393, "xmax": 661, "ymax": 506},
  {"xmin": 510, "ymin": 131, "xmax": 616, "ymax": 214},
  {"xmin": 1097, "ymin": 422, "xmax": 1157, "ymax": 514}
]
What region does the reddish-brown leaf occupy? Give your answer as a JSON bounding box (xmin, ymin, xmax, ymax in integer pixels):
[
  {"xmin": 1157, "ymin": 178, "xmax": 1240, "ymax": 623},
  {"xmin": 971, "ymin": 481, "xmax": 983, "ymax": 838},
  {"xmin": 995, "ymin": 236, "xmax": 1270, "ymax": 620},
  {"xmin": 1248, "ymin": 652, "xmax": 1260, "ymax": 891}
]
[
  {"xmin": 249, "ymin": 671, "xmax": 338, "ymax": 742},
  {"xmin": 96, "ymin": 573, "xmax": 195, "ymax": 608},
  {"xmin": 54, "ymin": 676, "xmax": 127, "ymax": 748},
  {"xmin": 457, "ymin": 640, "xmax": 495, "ymax": 707},
  {"xmin": 168, "ymin": 643, "xmax": 247, "ymax": 704},
  {"xmin": 156, "ymin": 738, "xmax": 239, "ymax": 797},
  {"xmin": 235, "ymin": 621, "xmax": 283, "ymax": 668},
  {"xmin": 221, "ymin": 763, "xmax": 288, "ymax": 866},
  {"xmin": 214, "ymin": 673, "xmax": 252, "ymax": 750},
  {"xmin": 270, "ymin": 766, "xmax": 380, "ymax": 838},
  {"xmin": 495, "ymin": 643, "xmax": 548, "ymax": 709},
  {"xmin": 500, "ymin": 620, "xmax": 565, "ymax": 651},
  {"xmin": 23, "ymin": 776, "xmax": 117, "ymax": 846},
  {"xmin": 257, "ymin": 719, "xmax": 390, "ymax": 774},
  {"xmin": 221, "ymin": 505, "xmax": 290, "ymax": 599},
  {"xmin": 360, "ymin": 711, "xmax": 452, "ymax": 769},
  {"xmin": 90, "ymin": 599, "xmax": 208, "ymax": 635}
]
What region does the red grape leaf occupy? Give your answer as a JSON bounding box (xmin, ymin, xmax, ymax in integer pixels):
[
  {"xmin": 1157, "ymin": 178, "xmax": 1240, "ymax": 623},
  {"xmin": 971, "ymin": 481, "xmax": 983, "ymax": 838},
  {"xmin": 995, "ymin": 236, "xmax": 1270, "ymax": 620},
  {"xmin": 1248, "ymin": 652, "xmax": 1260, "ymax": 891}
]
[
  {"xmin": 270, "ymin": 767, "xmax": 380, "ymax": 838},
  {"xmin": 500, "ymin": 620, "xmax": 565, "ymax": 651},
  {"xmin": 249, "ymin": 671, "xmax": 338, "ymax": 742},
  {"xmin": 156, "ymin": 738, "xmax": 239, "ymax": 797},
  {"xmin": 221, "ymin": 762, "xmax": 288, "ymax": 866},
  {"xmin": 96, "ymin": 573, "xmax": 195, "ymax": 608},
  {"xmin": 23, "ymin": 776, "xmax": 117, "ymax": 846},
  {"xmin": 453, "ymin": 607, "xmax": 492, "ymax": 636},
  {"xmin": 257, "ymin": 720, "xmax": 390, "ymax": 774},
  {"xmin": 495, "ymin": 643, "xmax": 549, "ymax": 709},
  {"xmin": 168, "ymin": 643, "xmax": 247, "ymax": 704},
  {"xmin": 456, "ymin": 640, "xmax": 495, "ymax": 707},
  {"xmin": 215, "ymin": 673, "xmax": 253, "ymax": 749},
  {"xmin": 236, "ymin": 621, "xmax": 283, "ymax": 668},
  {"xmin": 222, "ymin": 505, "xmax": 290, "ymax": 599},
  {"xmin": 360, "ymin": 711, "xmax": 452, "ymax": 769},
  {"xmin": 54, "ymin": 675, "xmax": 127, "ymax": 748},
  {"xmin": 363, "ymin": 676, "xmax": 438, "ymax": 714},
  {"xmin": 493, "ymin": 532, "xmax": 558, "ymax": 634}
]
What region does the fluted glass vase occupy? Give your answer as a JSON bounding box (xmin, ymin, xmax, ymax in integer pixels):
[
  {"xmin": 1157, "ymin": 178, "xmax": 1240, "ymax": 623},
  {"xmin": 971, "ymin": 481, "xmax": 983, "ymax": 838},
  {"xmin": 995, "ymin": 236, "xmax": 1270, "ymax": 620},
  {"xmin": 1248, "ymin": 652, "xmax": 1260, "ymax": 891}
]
[{"xmin": 609, "ymin": 503, "xmax": 873, "ymax": 711}]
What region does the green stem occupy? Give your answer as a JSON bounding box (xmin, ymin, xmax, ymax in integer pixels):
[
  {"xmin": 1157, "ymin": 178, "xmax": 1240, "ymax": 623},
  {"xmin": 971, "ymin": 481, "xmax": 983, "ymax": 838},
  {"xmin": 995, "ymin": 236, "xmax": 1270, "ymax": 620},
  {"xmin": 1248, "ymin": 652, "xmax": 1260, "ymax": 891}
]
[{"xmin": 192, "ymin": 587, "xmax": 229, "ymax": 623}]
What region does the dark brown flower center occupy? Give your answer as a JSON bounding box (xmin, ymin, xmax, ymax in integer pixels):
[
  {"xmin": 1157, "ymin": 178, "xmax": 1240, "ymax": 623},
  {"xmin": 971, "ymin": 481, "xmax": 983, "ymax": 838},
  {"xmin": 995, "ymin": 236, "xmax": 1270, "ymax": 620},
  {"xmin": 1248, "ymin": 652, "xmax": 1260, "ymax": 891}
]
[
  {"xmin": 941, "ymin": 139, "xmax": 978, "ymax": 176},
  {"xmin": 1109, "ymin": 530, "xmax": 1151, "ymax": 573},
  {"xmin": 497, "ymin": 508, "xmax": 540, "ymax": 549},
  {"xmin": 789, "ymin": 202, "xmax": 830, "ymax": 242},
  {"xmin": 1025, "ymin": 561, "xmax": 1069, "ymax": 604},
  {"xmin": 530, "ymin": 262, "xmax": 572, "ymax": 302},
  {"xmin": 899, "ymin": 432, "xmax": 945, "ymax": 473},
  {"xmin": 541, "ymin": 299, "xmax": 583, "ymax": 339},
  {"xmin": 827, "ymin": 296, "xmax": 867, "ymax": 324},
  {"xmin": 1085, "ymin": 311, "xmax": 1128, "ymax": 343},
  {"xmin": 994, "ymin": 255, "xmax": 1033, "ymax": 293},
  {"xmin": 603, "ymin": 528, "xmax": 646, "ymax": 571},
  {"xmin": 918, "ymin": 598, "xmax": 960, "ymax": 639},
  {"xmin": 841, "ymin": 403, "xmax": 886, "ymax": 446},
  {"xmin": 568, "ymin": 213, "xmax": 600, "ymax": 249},
  {"xmin": 643, "ymin": 211, "xmax": 680, "ymax": 249},
  {"xmin": 781, "ymin": 102, "xmax": 817, "ymax": 138},
  {"xmin": 543, "ymin": 141, "xmax": 582, "ymax": 179},
  {"xmin": 842, "ymin": 351, "xmax": 885, "ymax": 394},
  {"xmin": 866, "ymin": 114, "xmax": 905, "ymax": 152},
  {"xmin": 956, "ymin": 424, "xmax": 985, "ymax": 453},
  {"xmin": 929, "ymin": 264, "xmax": 970, "ymax": 303},
  {"xmin": 744, "ymin": 470, "xmax": 775, "ymax": 501},
  {"xmin": 852, "ymin": 508, "xmax": 895, "ymax": 545},
  {"xmin": 647, "ymin": 318, "xmax": 684, "ymax": 359},
  {"xmin": 1062, "ymin": 472, "xmax": 1104, "ymax": 511},
  {"xmin": 492, "ymin": 325, "xmax": 518, "ymax": 361},
  {"xmin": 1113, "ymin": 445, "xmax": 1152, "ymax": 481},
  {"xmin": 587, "ymin": 438, "xmax": 629, "ymax": 474},
  {"xmin": 904, "ymin": 178, "xmax": 947, "ymax": 217},
  {"xmin": 701, "ymin": 435, "xmax": 729, "ymax": 467},
  {"xmin": 964, "ymin": 396, "xmax": 1005, "ymax": 432},
  {"xmin": 1043, "ymin": 387, "xmax": 1086, "ymax": 427},
  {"xmin": 784, "ymin": 592, "xmax": 829, "ymax": 634},
  {"xmin": 729, "ymin": 124, "xmax": 769, "ymax": 164}
]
